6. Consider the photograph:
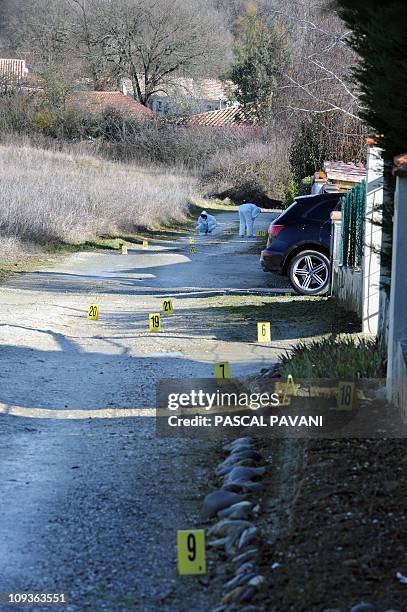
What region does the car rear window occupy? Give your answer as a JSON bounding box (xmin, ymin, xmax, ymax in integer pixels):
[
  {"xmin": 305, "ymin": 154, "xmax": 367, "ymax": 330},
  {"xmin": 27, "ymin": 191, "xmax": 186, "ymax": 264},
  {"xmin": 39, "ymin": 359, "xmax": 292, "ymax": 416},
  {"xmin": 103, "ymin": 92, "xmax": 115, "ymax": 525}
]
[{"xmin": 300, "ymin": 198, "xmax": 342, "ymax": 221}]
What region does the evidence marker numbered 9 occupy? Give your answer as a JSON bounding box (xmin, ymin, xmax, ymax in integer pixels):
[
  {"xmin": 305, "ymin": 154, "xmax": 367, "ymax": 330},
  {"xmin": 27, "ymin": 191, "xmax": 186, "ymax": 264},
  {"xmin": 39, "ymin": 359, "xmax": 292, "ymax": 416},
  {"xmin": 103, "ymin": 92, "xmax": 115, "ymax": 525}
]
[{"xmin": 177, "ymin": 529, "xmax": 206, "ymax": 575}]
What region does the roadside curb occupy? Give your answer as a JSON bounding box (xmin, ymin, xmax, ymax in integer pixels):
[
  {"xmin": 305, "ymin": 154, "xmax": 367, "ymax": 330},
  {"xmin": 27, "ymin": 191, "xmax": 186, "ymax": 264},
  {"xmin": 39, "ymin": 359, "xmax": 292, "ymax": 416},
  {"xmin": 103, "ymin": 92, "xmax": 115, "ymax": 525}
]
[{"xmin": 203, "ymin": 436, "xmax": 267, "ymax": 612}]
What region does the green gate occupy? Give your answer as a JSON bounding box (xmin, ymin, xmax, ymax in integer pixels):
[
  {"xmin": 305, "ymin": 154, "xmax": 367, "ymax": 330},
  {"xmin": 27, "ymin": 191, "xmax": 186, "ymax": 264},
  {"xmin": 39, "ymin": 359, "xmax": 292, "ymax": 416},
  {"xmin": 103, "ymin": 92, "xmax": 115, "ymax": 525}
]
[{"xmin": 340, "ymin": 181, "xmax": 366, "ymax": 267}]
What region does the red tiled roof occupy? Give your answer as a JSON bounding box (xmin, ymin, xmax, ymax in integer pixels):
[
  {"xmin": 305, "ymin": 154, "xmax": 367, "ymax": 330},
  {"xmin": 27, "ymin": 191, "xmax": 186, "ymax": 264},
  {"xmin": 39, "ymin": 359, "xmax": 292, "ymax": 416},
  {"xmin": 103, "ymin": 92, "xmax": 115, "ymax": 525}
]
[
  {"xmin": 186, "ymin": 106, "xmax": 253, "ymax": 127},
  {"xmin": 323, "ymin": 161, "xmax": 366, "ymax": 183},
  {"xmin": 393, "ymin": 153, "xmax": 407, "ymax": 177},
  {"xmin": 0, "ymin": 59, "xmax": 28, "ymax": 80},
  {"xmin": 123, "ymin": 77, "xmax": 232, "ymax": 101},
  {"xmin": 71, "ymin": 91, "xmax": 157, "ymax": 120}
]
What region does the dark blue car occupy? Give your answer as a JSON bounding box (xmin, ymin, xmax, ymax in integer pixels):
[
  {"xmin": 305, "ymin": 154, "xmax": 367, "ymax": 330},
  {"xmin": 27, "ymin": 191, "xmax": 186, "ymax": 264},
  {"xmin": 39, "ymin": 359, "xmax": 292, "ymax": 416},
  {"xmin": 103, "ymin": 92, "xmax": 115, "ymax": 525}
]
[{"xmin": 260, "ymin": 192, "xmax": 343, "ymax": 295}]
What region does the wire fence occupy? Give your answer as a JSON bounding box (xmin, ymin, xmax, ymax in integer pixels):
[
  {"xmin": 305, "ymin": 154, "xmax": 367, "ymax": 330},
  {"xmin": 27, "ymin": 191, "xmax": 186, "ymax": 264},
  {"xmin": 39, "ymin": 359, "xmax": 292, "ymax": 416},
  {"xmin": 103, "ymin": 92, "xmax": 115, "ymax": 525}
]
[{"xmin": 340, "ymin": 181, "xmax": 366, "ymax": 267}]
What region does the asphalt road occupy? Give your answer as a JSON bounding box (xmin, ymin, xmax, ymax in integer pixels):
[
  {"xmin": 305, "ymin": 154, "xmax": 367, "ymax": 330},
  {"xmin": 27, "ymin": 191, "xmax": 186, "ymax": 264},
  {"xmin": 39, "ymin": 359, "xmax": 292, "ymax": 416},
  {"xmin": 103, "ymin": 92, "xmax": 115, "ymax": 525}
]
[{"xmin": 0, "ymin": 211, "xmax": 287, "ymax": 611}]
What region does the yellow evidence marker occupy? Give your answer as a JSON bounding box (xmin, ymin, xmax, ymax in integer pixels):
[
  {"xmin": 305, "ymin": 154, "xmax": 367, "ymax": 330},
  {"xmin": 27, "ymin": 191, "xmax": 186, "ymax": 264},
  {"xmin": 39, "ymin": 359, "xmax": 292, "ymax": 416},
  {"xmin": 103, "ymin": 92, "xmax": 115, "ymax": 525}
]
[
  {"xmin": 190, "ymin": 246, "xmax": 197, "ymax": 254},
  {"xmin": 162, "ymin": 298, "xmax": 174, "ymax": 315},
  {"xmin": 276, "ymin": 374, "xmax": 297, "ymax": 406},
  {"xmin": 142, "ymin": 240, "xmax": 148, "ymax": 249},
  {"xmin": 149, "ymin": 313, "xmax": 161, "ymax": 332},
  {"xmin": 119, "ymin": 243, "xmax": 128, "ymax": 255},
  {"xmin": 214, "ymin": 362, "xmax": 232, "ymax": 380},
  {"xmin": 188, "ymin": 236, "xmax": 195, "ymax": 244},
  {"xmin": 257, "ymin": 322, "xmax": 272, "ymax": 343},
  {"xmin": 337, "ymin": 381, "xmax": 356, "ymax": 411},
  {"xmin": 87, "ymin": 304, "xmax": 99, "ymax": 321},
  {"xmin": 177, "ymin": 530, "xmax": 206, "ymax": 575},
  {"xmin": 257, "ymin": 230, "xmax": 267, "ymax": 237}
]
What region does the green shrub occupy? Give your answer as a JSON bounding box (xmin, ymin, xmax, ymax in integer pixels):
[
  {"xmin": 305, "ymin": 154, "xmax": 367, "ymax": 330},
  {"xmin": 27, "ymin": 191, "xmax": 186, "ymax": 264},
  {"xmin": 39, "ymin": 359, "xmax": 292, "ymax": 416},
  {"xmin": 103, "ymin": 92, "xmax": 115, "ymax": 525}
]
[{"xmin": 278, "ymin": 336, "xmax": 387, "ymax": 379}]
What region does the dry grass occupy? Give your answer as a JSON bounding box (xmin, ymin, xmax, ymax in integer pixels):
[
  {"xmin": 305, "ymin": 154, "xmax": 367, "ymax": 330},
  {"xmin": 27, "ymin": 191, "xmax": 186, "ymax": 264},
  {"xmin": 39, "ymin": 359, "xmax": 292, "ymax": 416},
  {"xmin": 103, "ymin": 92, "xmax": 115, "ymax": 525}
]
[{"xmin": 0, "ymin": 143, "xmax": 196, "ymax": 245}]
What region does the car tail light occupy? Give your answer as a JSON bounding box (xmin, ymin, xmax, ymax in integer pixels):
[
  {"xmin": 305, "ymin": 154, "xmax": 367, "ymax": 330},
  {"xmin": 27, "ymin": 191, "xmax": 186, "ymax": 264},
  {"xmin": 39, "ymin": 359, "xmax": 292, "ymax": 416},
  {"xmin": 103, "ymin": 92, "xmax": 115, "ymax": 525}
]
[{"xmin": 269, "ymin": 224, "xmax": 285, "ymax": 238}]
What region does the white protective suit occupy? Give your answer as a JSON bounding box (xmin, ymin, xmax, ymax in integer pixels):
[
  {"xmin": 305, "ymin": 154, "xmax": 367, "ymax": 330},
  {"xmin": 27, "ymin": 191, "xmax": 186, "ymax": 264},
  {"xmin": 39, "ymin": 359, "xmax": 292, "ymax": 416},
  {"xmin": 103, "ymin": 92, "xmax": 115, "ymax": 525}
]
[
  {"xmin": 196, "ymin": 211, "xmax": 217, "ymax": 235},
  {"xmin": 239, "ymin": 203, "xmax": 261, "ymax": 237}
]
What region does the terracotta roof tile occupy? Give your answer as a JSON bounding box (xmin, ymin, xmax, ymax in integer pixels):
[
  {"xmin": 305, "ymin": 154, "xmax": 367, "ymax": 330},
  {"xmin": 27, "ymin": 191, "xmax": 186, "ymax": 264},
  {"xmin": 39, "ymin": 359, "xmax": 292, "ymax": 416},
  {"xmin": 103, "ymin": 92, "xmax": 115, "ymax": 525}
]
[
  {"xmin": 71, "ymin": 91, "xmax": 157, "ymax": 120},
  {"xmin": 185, "ymin": 106, "xmax": 254, "ymax": 127},
  {"xmin": 393, "ymin": 153, "xmax": 407, "ymax": 177},
  {"xmin": 323, "ymin": 161, "xmax": 366, "ymax": 183}
]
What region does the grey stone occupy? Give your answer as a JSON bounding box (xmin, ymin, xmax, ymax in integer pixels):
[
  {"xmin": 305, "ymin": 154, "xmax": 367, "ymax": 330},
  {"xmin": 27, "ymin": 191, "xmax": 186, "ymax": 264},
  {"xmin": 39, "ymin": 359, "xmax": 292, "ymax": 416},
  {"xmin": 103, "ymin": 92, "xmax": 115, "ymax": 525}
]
[
  {"xmin": 218, "ymin": 501, "xmax": 253, "ymax": 519},
  {"xmin": 239, "ymin": 587, "xmax": 256, "ymax": 603},
  {"xmin": 226, "ymin": 480, "xmax": 264, "ymax": 493},
  {"xmin": 224, "ymin": 437, "xmax": 254, "ymax": 451},
  {"xmin": 230, "ymin": 449, "xmax": 263, "ymax": 462},
  {"xmin": 221, "ymin": 483, "xmax": 246, "ymax": 493},
  {"xmin": 232, "ymin": 548, "xmax": 258, "ymax": 565},
  {"xmin": 350, "ymin": 603, "xmax": 375, "ymax": 612},
  {"xmin": 235, "ymin": 561, "xmax": 255, "ymax": 574},
  {"xmin": 225, "ymin": 466, "xmax": 266, "ymax": 483},
  {"xmin": 239, "ymin": 607, "xmax": 262, "ymax": 612},
  {"xmin": 203, "ymin": 490, "xmax": 246, "ymax": 517},
  {"xmin": 208, "ymin": 537, "xmax": 229, "ymax": 549},
  {"xmin": 225, "ymin": 572, "xmax": 256, "ymax": 590},
  {"xmin": 208, "ymin": 519, "xmax": 253, "ymax": 539},
  {"xmin": 238, "ymin": 526, "xmax": 258, "ymax": 549},
  {"xmin": 322, "ymin": 609, "xmax": 341, "ymax": 612},
  {"xmin": 216, "ymin": 459, "xmax": 256, "ymax": 477},
  {"xmin": 222, "ymin": 586, "xmax": 245, "ymax": 604},
  {"xmin": 248, "ymin": 575, "xmax": 264, "ymax": 587}
]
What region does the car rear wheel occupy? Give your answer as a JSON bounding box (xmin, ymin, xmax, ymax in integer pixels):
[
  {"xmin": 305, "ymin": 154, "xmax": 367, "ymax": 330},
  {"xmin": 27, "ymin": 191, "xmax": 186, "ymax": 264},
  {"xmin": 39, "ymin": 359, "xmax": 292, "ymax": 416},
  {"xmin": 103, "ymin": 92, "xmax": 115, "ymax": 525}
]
[{"xmin": 288, "ymin": 250, "xmax": 330, "ymax": 296}]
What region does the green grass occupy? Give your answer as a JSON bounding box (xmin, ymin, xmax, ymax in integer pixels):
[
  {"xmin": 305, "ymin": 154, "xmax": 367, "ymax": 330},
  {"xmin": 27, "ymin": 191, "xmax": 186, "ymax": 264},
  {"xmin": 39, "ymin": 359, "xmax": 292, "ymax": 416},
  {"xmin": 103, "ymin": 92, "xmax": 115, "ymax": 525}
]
[{"xmin": 278, "ymin": 336, "xmax": 387, "ymax": 379}]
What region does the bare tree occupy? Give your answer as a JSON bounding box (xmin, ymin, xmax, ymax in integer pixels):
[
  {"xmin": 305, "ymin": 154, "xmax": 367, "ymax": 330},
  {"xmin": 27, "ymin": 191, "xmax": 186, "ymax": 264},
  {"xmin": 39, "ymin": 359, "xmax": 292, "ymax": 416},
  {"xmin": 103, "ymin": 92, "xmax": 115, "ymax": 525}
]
[{"xmin": 85, "ymin": 0, "xmax": 232, "ymax": 104}]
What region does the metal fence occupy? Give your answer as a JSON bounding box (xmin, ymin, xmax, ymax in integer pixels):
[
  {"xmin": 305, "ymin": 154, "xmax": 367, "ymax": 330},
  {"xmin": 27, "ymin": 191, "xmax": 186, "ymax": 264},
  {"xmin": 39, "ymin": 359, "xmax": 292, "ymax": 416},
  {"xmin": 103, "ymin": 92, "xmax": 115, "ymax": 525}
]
[{"xmin": 340, "ymin": 181, "xmax": 366, "ymax": 267}]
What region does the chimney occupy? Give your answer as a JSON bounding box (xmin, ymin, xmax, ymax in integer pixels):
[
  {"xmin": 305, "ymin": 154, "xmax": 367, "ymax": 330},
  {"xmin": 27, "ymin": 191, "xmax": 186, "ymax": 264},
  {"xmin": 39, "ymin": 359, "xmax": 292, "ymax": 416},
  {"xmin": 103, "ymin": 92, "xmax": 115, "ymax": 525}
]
[{"xmin": 119, "ymin": 79, "xmax": 128, "ymax": 96}]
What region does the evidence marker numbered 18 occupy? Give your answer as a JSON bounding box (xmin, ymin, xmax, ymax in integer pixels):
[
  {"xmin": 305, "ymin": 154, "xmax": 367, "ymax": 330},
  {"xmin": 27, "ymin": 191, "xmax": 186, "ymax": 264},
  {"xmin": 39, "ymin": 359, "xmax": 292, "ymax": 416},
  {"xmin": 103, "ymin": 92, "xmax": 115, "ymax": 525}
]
[
  {"xmin": 214, "ymin": 361, "xmax": 232, "ymax": 380},
  {"xmin": 177, "ymin": 529, "xmax": 206, "ymax": 575},
  {"xmin": 149, "ymin": 313, "xmax": 161, "ymax": 332},
  {"xmin": 337, "ymin": 381, "xmax": 357, "ymax": 411},
  {"xmin": 87, "ymin": 304, "xmax": 99, "ymax": 321},
  {"xmin": 162, "ymin": 298, "xmax": 174, "ymax": 315},
  {"xmin": 257, "ymin": 321, "xmax": 272, "ymax": 343}
]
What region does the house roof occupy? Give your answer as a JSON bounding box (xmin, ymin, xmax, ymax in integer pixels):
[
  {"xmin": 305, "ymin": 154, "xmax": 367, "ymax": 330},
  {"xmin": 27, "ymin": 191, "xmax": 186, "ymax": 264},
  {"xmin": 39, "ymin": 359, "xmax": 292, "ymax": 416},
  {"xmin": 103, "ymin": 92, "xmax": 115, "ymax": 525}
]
[
  {"xmin": 323, "ymin": 161, "xmax": 367, "ymax": 184},
  {"xmin": 123, "ymin": 77, "xmax": 231, "ymax": 101},
  {"xmin": 185, "ymin": 106, "xmax": 254, "ymax": 127},
  {"xmin": 0, "ymin": 59, "xmax": 28, "ymax": 79},
  {"xmin": 393, "ymin": 153, "xmax": 407, "ymax": 177},
  {"xmin": 71, "ymin": 91, "xmax": 157, "ymax": 120}
]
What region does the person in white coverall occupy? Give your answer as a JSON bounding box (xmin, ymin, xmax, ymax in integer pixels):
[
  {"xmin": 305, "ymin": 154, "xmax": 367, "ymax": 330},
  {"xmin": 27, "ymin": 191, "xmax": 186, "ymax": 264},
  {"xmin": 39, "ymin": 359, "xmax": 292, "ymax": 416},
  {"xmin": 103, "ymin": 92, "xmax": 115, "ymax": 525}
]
[
  {"xmin": 196, "ymin": 210, "xmax": 217, "ymax": 235},
  {"xmin": 238, "ymin": 202, "xmax": 261, "ymax": 237}
]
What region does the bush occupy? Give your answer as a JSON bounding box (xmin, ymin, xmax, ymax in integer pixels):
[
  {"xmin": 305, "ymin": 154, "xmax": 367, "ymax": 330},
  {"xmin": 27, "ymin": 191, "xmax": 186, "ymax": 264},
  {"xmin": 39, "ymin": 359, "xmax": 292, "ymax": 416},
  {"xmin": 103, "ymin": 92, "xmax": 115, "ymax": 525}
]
[{"xmin": 278, "ymin": 336, "xmax": 387, "ymax": 379}]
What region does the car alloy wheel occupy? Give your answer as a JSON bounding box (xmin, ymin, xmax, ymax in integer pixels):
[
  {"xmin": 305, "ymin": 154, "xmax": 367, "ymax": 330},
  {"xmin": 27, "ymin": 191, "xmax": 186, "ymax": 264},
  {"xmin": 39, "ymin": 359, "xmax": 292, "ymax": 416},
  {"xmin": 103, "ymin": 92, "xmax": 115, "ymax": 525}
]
[{"xmin": 289, "ymin": 250, "xmax": 330, "ymax": 296}]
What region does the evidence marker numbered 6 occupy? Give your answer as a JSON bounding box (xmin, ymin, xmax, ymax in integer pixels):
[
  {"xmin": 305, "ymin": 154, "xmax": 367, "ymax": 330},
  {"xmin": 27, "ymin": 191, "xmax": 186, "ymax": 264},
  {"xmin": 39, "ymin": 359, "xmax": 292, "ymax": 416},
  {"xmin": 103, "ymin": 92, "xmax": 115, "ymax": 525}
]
[
  {"xmin": 149, "ymin": 313, "xmax": 161, "ymax": 332},
  {"xmin": 87, "ymin": 304, "xmax": 99, "ymax": 321},
  {"xmin": 177, "ymin": 529, "xmax": 206, "ymax": 575},
  {"xmin": 257, "ymin": 321, "xmax": 272, "ymax": 343},
  {"xmin": 162, "ymin": 298, "xmax": 174, "ymax": 315}
]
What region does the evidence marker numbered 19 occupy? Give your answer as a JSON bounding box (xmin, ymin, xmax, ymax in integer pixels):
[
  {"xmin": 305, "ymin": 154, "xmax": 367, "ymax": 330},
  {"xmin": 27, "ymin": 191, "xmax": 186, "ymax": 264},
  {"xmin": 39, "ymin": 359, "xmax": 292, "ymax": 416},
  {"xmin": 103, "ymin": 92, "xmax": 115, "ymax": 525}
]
[
  {"xmin": 162, "ymin": 298, "xmax": 174, "ymax": 315},
  {"xmin": 149, "ymin": 313, "xmax": 161, "ymax": 332},
  {"xmin": 177, "ymin": 529, "xmax": 206, "ymax": 575},
  {"xmin": 87, "ymin": 304, "xmax": 99, "ymax": 321}
]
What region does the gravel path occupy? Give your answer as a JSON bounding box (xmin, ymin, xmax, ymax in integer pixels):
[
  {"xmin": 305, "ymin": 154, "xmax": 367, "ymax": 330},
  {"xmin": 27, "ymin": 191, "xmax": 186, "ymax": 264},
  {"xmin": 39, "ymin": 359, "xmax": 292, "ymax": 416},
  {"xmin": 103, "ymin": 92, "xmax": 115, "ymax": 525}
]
[{"xmin": 0, "ymin": 211, "xmax": 287, "ymax": 611}]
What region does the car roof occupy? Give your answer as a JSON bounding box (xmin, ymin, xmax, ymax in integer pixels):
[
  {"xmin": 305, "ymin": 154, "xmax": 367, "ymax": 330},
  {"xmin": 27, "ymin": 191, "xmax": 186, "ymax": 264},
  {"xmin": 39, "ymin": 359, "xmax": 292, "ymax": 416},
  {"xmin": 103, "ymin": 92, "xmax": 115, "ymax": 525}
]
[{"xmin": 294, "ymin": 192, "xmax": 342, "ymax": 204}]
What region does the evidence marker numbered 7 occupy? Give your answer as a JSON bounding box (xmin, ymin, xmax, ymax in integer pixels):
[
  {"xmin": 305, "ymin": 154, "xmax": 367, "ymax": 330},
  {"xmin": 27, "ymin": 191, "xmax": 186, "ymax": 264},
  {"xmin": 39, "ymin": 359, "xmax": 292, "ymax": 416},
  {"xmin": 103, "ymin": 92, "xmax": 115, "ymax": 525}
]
[
  {"xmin": 87, "ymin": 304, "xmax": 99, "ymax": 321},
  {"xmin": 177, "ymin": 529, "xmax": 206, "ymax": 575},
  {"xmin": 149, "ymin": 313, "xmax": 161, "ymax": 332}
]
